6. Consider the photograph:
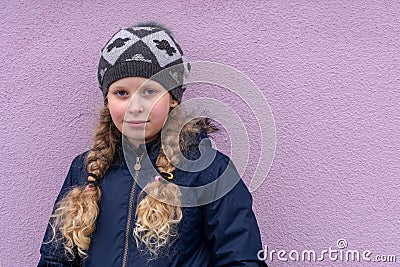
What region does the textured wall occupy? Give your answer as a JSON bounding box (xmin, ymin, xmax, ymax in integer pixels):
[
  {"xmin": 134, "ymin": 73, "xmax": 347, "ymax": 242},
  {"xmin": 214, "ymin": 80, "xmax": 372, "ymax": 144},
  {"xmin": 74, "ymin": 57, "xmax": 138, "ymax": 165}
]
[{"xmin": 1, "ymin": 1, "xmax": 399, "ymax": 266}]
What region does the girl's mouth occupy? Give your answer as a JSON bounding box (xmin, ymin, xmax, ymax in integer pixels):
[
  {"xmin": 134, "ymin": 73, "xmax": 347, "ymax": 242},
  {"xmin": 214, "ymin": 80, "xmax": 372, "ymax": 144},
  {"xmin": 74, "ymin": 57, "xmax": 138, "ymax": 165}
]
[{"xmin": 125, "ymin": 120, "xmax": 149, "ymax": 128}]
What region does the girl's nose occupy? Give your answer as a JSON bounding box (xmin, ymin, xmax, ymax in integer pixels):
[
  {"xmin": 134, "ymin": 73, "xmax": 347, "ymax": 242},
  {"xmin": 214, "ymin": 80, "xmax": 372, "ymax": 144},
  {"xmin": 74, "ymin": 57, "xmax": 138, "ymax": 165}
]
[{"xmin": 127, "ymin": 94, "xmax": 144, "ymax": 114}]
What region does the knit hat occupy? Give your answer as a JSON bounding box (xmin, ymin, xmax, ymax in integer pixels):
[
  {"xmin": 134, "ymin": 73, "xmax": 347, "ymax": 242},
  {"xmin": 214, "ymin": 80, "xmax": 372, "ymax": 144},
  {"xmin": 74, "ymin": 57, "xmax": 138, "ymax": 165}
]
[{"xmin": 97, "ymin": 23, "xmax": 190, "ymax": 103}]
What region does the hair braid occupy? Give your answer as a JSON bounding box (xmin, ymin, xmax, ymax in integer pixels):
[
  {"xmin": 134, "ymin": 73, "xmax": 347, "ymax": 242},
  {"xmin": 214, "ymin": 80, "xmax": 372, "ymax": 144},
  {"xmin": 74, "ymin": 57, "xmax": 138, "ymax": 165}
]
[
  {"xmin": 49, "ymin": 106, "xmax": 120, "ymax": 258},
  {"xmin": 133, "ymin": 108, "xmax": 184, "ymax": 258}
]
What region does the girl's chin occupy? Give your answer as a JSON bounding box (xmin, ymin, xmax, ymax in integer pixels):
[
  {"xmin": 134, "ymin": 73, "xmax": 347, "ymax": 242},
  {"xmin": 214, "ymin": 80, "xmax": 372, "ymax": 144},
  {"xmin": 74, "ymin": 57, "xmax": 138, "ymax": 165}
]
[{"xmin": 122, "ymin": 129, "xmax": 161, "ymax": 145}]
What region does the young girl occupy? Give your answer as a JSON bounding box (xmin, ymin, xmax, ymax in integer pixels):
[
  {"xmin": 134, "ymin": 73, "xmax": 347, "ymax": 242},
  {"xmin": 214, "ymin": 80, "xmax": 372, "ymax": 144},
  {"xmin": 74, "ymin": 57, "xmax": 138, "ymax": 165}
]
[{"xmin": 38, "ymin": 22, "xmax": 267, "ymax": 267}]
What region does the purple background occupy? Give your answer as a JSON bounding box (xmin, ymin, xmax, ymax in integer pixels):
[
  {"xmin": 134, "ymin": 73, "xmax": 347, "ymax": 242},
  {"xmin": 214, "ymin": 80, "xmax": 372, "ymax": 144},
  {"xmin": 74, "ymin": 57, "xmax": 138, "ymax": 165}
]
[{"xmin": 1, "ymin": 1, "xmax": 399, "ymax": 266}]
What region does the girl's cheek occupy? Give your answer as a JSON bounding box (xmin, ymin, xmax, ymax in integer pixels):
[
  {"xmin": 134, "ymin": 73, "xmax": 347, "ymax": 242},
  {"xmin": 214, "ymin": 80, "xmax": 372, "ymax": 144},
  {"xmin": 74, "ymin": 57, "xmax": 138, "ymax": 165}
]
[
  {"xmin": 150, "ymin": 101, "xmax": 170, "ymax": 118},
  {"xmin": 109, "ymin": 104, "xmax": 125, "ymax": 123},
  {"xmin": 115, "ymin": 102, "xmax": 128, "ymax": 115}
]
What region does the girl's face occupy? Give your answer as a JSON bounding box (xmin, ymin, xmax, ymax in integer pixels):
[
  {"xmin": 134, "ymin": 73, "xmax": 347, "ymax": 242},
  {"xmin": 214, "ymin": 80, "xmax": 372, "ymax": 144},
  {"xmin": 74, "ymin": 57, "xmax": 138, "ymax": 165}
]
[{"xmin": 107, "ymin": 77, "xmax": 178, "ymax": 147}]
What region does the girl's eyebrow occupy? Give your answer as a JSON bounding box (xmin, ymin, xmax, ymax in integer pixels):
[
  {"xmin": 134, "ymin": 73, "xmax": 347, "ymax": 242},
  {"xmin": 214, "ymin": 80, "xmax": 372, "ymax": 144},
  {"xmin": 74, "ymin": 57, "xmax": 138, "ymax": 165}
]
[
  {"xmin": 140, "ymin": 80, "xmax": 164, "ymax": 89},
  {"xmin": 109, "ymin": 85, "xmax": 128, "ymax": 91},
  {"xmin": 139, "ymin": 85, "xmax": 158, "ymax": 90}
]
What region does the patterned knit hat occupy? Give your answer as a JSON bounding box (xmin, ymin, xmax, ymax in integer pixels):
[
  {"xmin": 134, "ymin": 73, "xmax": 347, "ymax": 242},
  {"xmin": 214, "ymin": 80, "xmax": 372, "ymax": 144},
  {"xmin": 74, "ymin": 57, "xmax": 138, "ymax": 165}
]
[{"xmin": 97, "ymin": 23, "xmax": 190, "ymax": 102}]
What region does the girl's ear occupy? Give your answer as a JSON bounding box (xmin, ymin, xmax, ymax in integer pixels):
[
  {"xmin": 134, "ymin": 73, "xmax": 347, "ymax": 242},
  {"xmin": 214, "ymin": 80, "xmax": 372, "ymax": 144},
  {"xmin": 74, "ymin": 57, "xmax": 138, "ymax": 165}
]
[{"xmin": 170, "ymin": 100, "xmax": 178, "ymax": 108}]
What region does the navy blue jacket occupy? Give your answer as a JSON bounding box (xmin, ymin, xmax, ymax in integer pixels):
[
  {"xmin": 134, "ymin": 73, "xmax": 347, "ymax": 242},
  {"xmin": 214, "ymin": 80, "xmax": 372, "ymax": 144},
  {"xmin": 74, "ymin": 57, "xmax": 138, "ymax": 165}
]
[{"xmin": 38, "ymin": 131, "xmax": 267, "ymax": 267}]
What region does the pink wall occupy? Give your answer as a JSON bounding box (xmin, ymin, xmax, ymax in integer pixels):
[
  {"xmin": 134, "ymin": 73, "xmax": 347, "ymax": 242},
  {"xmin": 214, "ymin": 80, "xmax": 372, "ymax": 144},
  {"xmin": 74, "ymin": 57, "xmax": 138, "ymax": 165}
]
[{"xmin": 1, "ymin": 1, "xmax": 399, "ymax": 266}]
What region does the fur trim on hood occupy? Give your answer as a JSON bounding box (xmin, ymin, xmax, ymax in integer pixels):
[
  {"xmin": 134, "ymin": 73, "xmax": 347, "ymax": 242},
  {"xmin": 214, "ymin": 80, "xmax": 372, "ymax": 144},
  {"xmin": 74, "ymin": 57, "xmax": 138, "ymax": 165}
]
[{"xmin": 179, "ymin": 117, "xmax": 219, "ymax": 148}]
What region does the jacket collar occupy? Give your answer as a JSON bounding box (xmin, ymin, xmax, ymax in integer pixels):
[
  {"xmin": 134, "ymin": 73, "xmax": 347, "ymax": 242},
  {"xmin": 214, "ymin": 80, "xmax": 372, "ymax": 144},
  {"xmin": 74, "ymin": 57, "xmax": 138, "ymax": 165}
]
[{"xmin": 115, "ymin": 118, "xmax": 218, "ymax": 167}]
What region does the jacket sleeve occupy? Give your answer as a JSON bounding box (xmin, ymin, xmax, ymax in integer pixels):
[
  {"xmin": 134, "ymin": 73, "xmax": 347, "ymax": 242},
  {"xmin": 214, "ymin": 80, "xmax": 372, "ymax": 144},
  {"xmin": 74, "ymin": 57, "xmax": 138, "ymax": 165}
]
[
  {"xmin": 201, "ymin": 156, "xmax": 268, "ymax": 267},
  {"xmin": 38, "ymin": 153, "xmax": 87, "ymax": 267}
]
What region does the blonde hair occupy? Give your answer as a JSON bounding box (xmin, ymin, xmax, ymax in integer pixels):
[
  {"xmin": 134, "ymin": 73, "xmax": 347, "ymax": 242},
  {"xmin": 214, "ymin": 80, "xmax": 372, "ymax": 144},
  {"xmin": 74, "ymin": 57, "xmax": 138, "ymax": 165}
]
[
  {"xmin": 133, "ymin": 107, "xmax": 184, "ymax": 258},
  {"xmin": 49, "ymin": 104, "xmax": 216, "ymax": 260},
  {"xmin": 49, "ymin": 106, "xmax": 121, "ymax": 258}
]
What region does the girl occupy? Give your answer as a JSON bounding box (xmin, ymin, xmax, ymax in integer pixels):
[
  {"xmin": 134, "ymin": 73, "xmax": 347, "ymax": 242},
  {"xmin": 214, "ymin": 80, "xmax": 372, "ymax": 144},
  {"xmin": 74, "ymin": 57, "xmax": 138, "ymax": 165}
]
[{"xmin": 38, "ymin": 22, "xmax": 267, "ymax": 267}]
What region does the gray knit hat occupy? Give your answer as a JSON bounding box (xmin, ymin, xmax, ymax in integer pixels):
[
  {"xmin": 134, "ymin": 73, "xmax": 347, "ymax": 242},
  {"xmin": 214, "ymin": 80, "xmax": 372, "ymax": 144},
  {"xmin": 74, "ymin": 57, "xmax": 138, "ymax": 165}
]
[{"xmin": 97, "ymin": 23, "xmax": 190, "ymax": 102}]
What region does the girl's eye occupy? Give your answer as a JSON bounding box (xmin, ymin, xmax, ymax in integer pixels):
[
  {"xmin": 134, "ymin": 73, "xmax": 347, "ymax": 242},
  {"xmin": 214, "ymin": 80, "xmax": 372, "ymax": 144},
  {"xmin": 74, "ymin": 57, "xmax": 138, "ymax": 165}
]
[
  {"xmin": 142, "ymin": 89, "xmax": 157, "ymax": 95},
  {"xmin": 116, "ymin": 90, "xmax": 128, "ymax": 97}
]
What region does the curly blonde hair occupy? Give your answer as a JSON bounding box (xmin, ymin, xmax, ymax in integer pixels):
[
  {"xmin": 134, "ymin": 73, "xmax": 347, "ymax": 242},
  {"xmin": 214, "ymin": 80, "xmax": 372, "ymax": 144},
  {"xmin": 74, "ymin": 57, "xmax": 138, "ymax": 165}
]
[
  {"xmin": 49, "ymin": 105, "xmax": 121, "ymax": 258},
  {"xmin": 49, "ymin": 103, "xmax": 216, "ymax": 260},
  {"xmin": 133, "ymin": 107, "xmax": 184, "ymax": 258}
]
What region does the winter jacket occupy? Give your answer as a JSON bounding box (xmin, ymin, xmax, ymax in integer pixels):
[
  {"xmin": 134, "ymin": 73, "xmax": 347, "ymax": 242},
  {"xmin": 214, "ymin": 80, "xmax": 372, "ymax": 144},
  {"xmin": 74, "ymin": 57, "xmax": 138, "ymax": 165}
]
[{"xmin": 38, "ymin": 125, "xmax": 268, "ymax": 267}]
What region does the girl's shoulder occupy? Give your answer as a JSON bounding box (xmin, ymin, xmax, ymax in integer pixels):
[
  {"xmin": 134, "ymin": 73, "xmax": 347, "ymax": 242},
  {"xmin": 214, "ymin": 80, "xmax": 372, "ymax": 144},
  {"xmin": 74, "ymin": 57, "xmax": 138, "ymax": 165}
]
[
  {"xmin": 176, "ymin": 117, "xmax": 241, "ymax": 186},
  {"xmin": 199, "ymin": 147, "xmax": 240, "ymax": 183},
  {"xmin": 176, "ymin": 143, "xmax": 240, "ymax": 187},
  {"xmin": 69, "ymin": 150, "xmax": 90, "ymax": 170},
  {"xmin": 175, "ymin": 145, "xmax": 249, "ymax": 207},
  {"xmin": 65, "ymin": 150, "xmax": 90, "ymax": 186}
]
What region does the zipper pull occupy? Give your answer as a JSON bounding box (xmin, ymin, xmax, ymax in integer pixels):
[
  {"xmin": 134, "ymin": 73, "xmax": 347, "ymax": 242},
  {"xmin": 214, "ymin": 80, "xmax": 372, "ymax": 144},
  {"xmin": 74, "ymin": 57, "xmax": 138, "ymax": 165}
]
[{"xmin": 134, "ymin": 155, "xmax": 142, "ymax": 171}]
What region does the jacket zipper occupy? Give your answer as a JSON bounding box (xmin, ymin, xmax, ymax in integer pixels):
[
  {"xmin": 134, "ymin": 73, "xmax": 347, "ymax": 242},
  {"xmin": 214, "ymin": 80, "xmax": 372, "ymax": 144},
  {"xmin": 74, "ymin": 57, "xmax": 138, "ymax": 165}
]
[{"xmin": 122, "ymin": 154, "xmax": 142, "ymax": 267}]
